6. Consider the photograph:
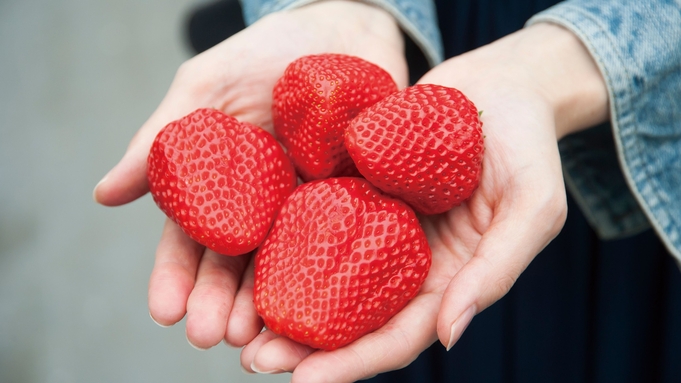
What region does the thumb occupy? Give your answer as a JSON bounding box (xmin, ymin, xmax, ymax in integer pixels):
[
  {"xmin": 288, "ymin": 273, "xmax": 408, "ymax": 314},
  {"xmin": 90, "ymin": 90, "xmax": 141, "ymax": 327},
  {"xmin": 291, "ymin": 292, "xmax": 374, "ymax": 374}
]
[
  {"xmin": 92, "ymin": 123, "xmax": 154, "ymax": 206},
  {"xmin": 437, "ymin": 200, "xmax": 566, "ymax": 350},
  {"xmin": 93, "ymin": 70, "xmax": 205, "ymax": 206}
]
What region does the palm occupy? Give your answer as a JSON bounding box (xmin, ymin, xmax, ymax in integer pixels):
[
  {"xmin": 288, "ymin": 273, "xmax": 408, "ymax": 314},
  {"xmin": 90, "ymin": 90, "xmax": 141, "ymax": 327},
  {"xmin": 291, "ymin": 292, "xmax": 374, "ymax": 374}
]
[{"xmin": 424, "ymin": 85, "xmax": 566, "ymax": 291}]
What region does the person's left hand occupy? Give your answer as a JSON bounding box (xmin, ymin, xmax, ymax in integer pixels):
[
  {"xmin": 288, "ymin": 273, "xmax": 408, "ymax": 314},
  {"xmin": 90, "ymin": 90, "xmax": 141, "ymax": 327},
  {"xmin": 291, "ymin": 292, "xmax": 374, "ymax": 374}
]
[{"xmin": 238, "ymin": 23, "xmax": 608, "ymax": 382}]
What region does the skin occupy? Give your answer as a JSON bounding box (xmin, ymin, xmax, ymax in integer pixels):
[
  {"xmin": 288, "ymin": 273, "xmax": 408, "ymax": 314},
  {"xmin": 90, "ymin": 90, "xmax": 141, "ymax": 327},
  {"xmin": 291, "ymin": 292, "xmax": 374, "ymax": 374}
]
[
  {"xmin": 95, "ymin": 0, "xmax": 407, "ymax": 350},
  {"xmin": 94, "ymin": 1, "xmax": 608, "ymax": 382}
]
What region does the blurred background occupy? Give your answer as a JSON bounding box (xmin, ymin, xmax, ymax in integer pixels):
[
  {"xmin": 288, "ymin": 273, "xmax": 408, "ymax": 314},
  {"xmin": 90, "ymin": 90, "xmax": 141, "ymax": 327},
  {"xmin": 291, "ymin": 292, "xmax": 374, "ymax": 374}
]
[{"xmin": 0, "ymin": 0, "xmax": 285, "ymax": 382}]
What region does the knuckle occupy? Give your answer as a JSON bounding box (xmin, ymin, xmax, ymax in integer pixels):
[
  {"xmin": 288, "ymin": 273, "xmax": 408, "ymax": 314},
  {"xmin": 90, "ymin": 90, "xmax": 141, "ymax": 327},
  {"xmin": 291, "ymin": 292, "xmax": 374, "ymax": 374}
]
[
  {"xmin": 545, "ymin": 191, "xmax": 568, "ymax": 238},
  {"xmin": 494, "ymin": 272, "xmax": 518, "ymax": 297},
  {"xmin": 174, "ymin": 59, "xmax": 194, "ymax": 80},
  {"xmin": 174, "ymin": 57, "xmax": 204, "ymax": 85},
  {"xmin": 530, "ymin": 186, "xmax": 568, "ymax": 239}
]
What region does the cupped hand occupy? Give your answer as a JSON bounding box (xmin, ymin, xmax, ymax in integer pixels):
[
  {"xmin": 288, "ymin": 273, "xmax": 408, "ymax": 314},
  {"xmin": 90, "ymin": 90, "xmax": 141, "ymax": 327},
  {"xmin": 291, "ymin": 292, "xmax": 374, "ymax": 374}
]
[
  {"xmin": 240, "ymin": 23, "xmax": 609, "ymax": 382},
  {"xmin": 93, "ymin": 1, "xmax": 408, "ymax": 350}
]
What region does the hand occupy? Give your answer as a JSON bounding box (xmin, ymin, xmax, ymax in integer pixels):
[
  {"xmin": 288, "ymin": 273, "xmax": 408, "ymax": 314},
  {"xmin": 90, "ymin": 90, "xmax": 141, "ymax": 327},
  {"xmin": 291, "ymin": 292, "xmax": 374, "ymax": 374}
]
[
  {"xmin": 240, "ymin": 23, "xmax": 608, "ymax": 382},
  {"xmin": 93, "ymin": 0, "xmax": 408, "ymax": 350}
]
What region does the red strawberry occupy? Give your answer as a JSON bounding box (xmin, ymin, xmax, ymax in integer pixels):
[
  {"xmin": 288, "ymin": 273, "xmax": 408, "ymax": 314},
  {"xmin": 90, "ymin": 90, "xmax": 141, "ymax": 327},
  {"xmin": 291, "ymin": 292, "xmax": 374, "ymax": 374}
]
[
  {"xmin": 345, "ymin": 84, "xmax": 484, "ymax": 215},
  {"xmin": 253, "ymin": 177, "xmax": 431, "ymax": 350},
  {"xmin": 272, "ymin": 53, "xmax": 398, "ymax": 181},
  {"xmin": 147, "ymin": 108, "xmax": 297, "ymax": 256}
]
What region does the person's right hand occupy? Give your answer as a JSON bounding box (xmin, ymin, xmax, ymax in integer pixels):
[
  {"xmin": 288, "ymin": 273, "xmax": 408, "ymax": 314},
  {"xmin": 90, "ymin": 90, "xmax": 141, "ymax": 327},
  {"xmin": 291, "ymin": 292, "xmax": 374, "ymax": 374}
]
[{"xmin": 92, "ymin": 0, "xmax": 408, "ymax": 350}]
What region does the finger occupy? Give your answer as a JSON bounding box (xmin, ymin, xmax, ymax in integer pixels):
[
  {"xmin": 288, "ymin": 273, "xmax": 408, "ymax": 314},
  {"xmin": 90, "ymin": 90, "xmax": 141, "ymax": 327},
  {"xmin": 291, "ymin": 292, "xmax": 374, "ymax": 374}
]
[
  {"xmin": 279, "ymin": 293, "xmax": 440, "ymax": 383},
  {"xmin": 185, "ymin": 249, "xmax": 250, "ymax": 350},
  {"xmin": 252, "ymin": 336, "xmax": 315, "ymax": 374},
  {"xmin": 148, "ymin": 219, "xmax": 204, "ymax": 326},
  {"xmin": 93, "ymin": 108, "xmax": 170, "ymax": 206},
  {"xmin": 240, "ymin": 330, "xmax": 281, "ymax": 373},
  {"xmin": 437, "ymin": 196, "xmax": 567, "ymax": 350},
  {"xmin": 93, "ymin": 66, "xmax": 210, "ymax": 206},
  {"xmin": 225, "ymin": 255, "xmax": 264, "ymax": 347}
]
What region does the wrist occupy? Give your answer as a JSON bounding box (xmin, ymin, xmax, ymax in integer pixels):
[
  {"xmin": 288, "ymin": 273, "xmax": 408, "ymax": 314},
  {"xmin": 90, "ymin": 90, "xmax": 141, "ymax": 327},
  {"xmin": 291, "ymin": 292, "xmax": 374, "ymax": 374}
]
[{"xmin": 509, "ymin": 23, "xmax": 609, "ymax": 139}]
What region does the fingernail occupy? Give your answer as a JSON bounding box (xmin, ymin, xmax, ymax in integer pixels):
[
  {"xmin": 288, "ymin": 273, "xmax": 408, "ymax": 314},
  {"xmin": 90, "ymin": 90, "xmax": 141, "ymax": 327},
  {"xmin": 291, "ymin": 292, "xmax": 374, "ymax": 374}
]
[
  {"xmin": 186, "ymin": 335, "xmax": 209, "ymax": 351},
  {"xmin": 250, "ymin": 362, "xmax": 284, "ymax": 374},
  {"xmin": 446, "ymin": 305, "xmax": 476, "ymax": 351},
  {"xmin": 149, "ymin": 312, "xmax": 170, "ymax": 328},
  {"xmin": 240, "ymin": 365, "xmax": 255, "ymax": 375},
  {"xmin": 92, "ymin": 173, "xmax": 109, "ymax": 203}
]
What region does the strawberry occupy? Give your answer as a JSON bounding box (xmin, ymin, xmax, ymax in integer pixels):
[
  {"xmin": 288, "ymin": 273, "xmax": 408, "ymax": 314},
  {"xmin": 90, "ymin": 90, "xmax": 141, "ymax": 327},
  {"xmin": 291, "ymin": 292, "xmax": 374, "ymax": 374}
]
[
  {"xmin": 272, "ymin": 53, "xmax": 398, "ymax": 182},
  {"xmin": 345, "ymin": 84, "xmax": 484, "ymax": 215},
  {"xmin": 147, "ymin": 108, "xmax": 297, "ymax": 256},
  {"xmin": 253, "ymin": 177, "xmax": 431, "ymax": 350}
]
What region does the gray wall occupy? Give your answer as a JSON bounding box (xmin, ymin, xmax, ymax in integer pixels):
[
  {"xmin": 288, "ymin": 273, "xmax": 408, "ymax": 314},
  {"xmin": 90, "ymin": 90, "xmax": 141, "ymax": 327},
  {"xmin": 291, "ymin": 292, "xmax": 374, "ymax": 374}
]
[{"xmin": 0, "ymin": 0, "xmax": 287, "ymax": 382}]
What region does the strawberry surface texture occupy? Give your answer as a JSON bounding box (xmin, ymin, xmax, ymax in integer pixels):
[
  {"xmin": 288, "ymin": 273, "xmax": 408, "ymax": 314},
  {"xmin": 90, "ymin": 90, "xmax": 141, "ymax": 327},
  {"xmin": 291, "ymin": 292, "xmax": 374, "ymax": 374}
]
[
  {"xmin": 345, "ymin": 84, "xmax": 484, "ymax": 215},
  {"xmin": 272, "ymin": 53, "xmax": 398, "ymax": 181},
  {"xmin": 253, "ymin": 177, "xmax": 432, "ymax": 350},
  {"xmin": 147, "ymin": 108, "xmax": 297, "ymax": 256}
]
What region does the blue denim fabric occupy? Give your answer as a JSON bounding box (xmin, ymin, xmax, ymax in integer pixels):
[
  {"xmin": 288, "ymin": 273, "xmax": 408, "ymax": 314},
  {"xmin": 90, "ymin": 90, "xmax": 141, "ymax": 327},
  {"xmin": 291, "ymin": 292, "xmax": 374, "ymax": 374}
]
[
  {"xmin": 239, "ymin": 0, "xmax": 444, "ymax": 66},
  {"xmin": 527, "ymin": 0, "xmax": 681, "ymax": 262}
]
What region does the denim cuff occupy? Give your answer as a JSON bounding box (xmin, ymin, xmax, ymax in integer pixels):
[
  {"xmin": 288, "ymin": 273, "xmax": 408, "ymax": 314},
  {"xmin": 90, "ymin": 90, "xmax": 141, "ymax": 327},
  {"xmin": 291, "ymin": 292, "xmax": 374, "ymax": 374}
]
[
  {"xmin": 239, "ymin": 0, "xmax": 444, "ymax": 67},
  {"xmin": 526, "ymin": 1, "xmax": 681, "ymax": 262}
]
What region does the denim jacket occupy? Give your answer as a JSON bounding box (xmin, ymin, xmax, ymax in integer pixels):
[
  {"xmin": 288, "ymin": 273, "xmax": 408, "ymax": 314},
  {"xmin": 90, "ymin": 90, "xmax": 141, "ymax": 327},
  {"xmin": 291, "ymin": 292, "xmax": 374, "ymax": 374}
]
[{"xmin": 240, "ymin": 0, "xmax": 681, "ymax": 263}]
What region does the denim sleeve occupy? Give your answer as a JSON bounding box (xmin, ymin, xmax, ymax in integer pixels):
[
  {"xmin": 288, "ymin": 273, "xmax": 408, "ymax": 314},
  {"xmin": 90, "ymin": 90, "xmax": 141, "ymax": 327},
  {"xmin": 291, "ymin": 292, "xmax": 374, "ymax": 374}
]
[
  {"xmin": 239, "ymin": 0, "xmax": 444, "ymax": 66},
  {"xmin": 526, "ymin": 1, "xmax": 681, "ymax": 262}
]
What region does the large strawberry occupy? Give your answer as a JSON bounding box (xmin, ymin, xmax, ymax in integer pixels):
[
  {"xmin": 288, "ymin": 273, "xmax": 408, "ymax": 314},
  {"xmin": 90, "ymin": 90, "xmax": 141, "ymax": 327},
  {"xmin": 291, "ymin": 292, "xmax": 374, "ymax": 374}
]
[
  {"xmin": 147, "ymin": 108, "xmax": 297, "ymax": 256},
  {"xmin": 345, "ymin": 84, "xmax": 484, "ymax": 215},
  {"xmin": 253, "ymin": 177, "xmax": 431, "ymax": 350},
  {"xmin": 272, "ymin": 53, "xmax": 398, "ymax": 181}
]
